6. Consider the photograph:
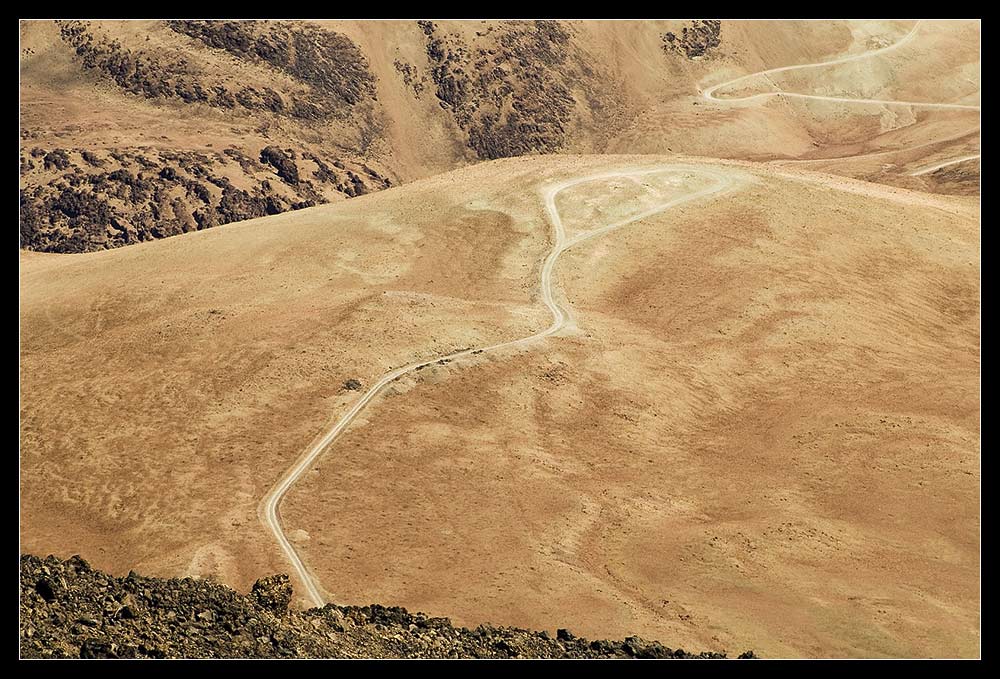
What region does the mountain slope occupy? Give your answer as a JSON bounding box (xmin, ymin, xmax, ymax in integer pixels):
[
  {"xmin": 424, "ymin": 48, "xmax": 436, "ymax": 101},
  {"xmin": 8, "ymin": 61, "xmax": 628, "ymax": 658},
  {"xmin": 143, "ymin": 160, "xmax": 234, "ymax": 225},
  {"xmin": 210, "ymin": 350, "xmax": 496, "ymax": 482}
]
[
  {"xmin": 19, "ymin": 155, "xmax": 980, "ymax": 658},
  {"xmin": 21, "ymin": 554, "xmax": 751, "ymax": 658},
  {"xmin": 20, "ymin": 19, "xmax": 980, "ymax": 252}
]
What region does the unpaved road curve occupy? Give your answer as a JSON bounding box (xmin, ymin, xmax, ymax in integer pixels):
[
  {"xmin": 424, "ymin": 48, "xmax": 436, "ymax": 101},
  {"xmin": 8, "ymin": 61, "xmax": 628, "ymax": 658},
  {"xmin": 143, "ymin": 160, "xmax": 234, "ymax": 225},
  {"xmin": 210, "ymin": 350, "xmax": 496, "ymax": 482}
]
[
  {"xmin": 768, "ymin": 129, "xmax": 980, "ymax": 168},
  {"xmin": 258, "ymin": 165, "xmax": 744, "ymax": 607},
  {"xmin": 702, "ymin": 20, "xmax": 981, "ymax": 111},
  {"xmin": 705, "ymin": 20, "xmax": 980, "ymax": 181},
  {"xmin": 908, "ymin": 153, "xmax": 981, "ymax": 176}
]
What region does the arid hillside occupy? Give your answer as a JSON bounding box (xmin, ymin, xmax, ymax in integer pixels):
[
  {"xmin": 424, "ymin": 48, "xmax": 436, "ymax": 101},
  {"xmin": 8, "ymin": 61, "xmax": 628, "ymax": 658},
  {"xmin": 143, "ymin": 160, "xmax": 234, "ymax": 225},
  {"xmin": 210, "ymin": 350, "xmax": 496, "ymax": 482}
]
[
  {"xmin": 20, "ymin": 19, "xmax": 980, "ymax": 252},
  {"xmin": 20, "ymin": 553, "xmax": 749, "ymax": 658},
  {"xmin": 20, "ymin": 155, "xmax": 980, "ymax": 658}
]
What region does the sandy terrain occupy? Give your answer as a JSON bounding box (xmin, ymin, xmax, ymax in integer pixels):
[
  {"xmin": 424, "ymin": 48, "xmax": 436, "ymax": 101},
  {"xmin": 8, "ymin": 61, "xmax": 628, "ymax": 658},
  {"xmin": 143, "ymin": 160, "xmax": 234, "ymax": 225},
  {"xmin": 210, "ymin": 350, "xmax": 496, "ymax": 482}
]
[
  {"xmin": 20, "ymin": 17, "xmax": 980, "ymax": 660},
  {"xmin": 20, "ymin": 154, "xmax": 980, "ymax": 657}
]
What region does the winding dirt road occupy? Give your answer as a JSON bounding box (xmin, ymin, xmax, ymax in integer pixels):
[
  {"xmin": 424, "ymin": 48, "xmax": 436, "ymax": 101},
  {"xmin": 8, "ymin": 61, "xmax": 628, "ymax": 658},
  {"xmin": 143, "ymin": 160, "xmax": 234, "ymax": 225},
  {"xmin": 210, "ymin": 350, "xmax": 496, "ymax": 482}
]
[
  {"xmin": 702, "ymin": 20, "xmax": 980, "ymax": 111},
  {"xmin": 260, "ymin": 20, "xmax": 980, "ymax": 609},
  {"xmin": 767, "ymin": 129, "xmax": 980, "ymax": 169},
  {"xmin": 258, "ymin": 165, "xmax": 743, "ymax": 606},
  {"xmin": 908, "ymin": 153, "xmax": 982, "ymax": 176},
  {"xmin": 704, "ymin": 20, "xmax": 980, "ymax": 181}
]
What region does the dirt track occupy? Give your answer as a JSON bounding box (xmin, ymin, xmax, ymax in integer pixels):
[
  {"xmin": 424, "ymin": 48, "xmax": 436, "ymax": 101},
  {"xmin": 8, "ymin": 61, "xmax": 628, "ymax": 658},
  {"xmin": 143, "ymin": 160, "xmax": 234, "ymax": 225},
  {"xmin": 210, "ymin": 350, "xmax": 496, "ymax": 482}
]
[
  {"xmin": 19, "ymin": 18, "xmax": 980, "ymax": 661},
  {"xmin": 265, "ymin": 21, "xmax": 982, "ymax": 611},
  {"xmin": 702, "ymin": 21, "xmax": 979, "ymax": 111},
  {"xmin": 260, "ymin": 165, "xmax": 746, "ymax": 607}
]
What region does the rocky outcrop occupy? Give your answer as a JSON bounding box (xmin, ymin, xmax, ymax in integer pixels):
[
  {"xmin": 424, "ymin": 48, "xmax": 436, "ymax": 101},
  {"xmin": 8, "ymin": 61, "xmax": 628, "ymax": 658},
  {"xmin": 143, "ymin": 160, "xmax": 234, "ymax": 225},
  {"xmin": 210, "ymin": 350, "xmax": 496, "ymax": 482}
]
[
  {"xmin": 57, "ymin": 20, "xmax": 376, "ymax": 122},
  {"xmin": 167, "ymin": 20, "xmax": 377, "ymax": 120},
  {"xmin": 662, "ymin": 20, "xmax": 722, "ymax": 59},
  {"xmin": 58, "ymin": 21, "xmax": 242, "ymax": 112},
  {"xmin": 250, "ymin": 575, "xmax": 293, "ymax": 614},
  {"xmin": 19, "ymin": 554, "xmax": 757, "ymax": 659},
  {"xmin": 259, "ymin": 146, "xmax": 300, "ymax": 186},
  {"xmin": 19, "ymin": 146, "xmax": 390, "ymax": 253},
  {"xmin": 394, "ymin": 59, "xmax": 427, "ymax": 97},
  {"xmin": 419, "ymin": 20, "xmax": 605, "ymax": 160}
]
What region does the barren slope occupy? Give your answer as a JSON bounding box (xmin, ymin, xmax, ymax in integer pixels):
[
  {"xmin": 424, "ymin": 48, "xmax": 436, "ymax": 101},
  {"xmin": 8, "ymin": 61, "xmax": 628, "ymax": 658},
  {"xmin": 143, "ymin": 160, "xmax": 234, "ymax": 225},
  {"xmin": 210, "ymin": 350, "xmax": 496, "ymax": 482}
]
[
  {"xmin": 20, "ymin": 155, "xmax": 980, "ymax": 658},
  {"xmin": 20, "ymin": 19, "xmax": 980, "ymax": 252}
]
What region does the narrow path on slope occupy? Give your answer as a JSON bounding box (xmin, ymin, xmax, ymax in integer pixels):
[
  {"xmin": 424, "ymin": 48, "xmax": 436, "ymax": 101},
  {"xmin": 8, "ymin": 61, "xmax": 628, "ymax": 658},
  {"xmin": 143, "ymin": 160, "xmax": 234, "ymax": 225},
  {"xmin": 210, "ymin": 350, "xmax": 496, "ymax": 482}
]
[
  {"xmin": 258, "ymin": 165, "xmax": 743, "ymax": 607},
  {"xmin": 702, "ymin": 20, "xmax": 979, "ymax": 111},
  {"xmin": 703, "ymin": 20, "xmax": 981, "ymax": 176},
  {"xmin": 908, "ymin": 153, "xmax": 981, "ymax": 176},
  {"xmin": 767, "ymin": 128, "xmax": 979, "ymax": 169}
]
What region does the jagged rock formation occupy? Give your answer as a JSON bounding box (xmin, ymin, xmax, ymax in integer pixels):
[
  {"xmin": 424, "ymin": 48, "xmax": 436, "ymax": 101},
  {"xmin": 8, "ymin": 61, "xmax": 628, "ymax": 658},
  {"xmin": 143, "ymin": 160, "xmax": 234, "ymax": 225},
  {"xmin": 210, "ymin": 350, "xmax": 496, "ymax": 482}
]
[
  {"xmin": 418, "ymin": 20, "xmax": 618, "ymax": 160},
  {"xmin": 19, "ymin": 145, "xmax": 389, "ymax": 253},
  {"xmin": 17, "ymin": 20, "xmax": 393, "ymax": 253},
  {"xmin": 19, "ymin": 554, "xmax": 756, "ymax": 659},
  {"xmin": 393, "ymin": 59, "xmax": 426, "ymax": 97},
  {"xmin": 166, "ymin": 20, "xmax": 377, "ymax": 121},
  {"xmin": 662, "ymin": 20, "xmax": 722, "ymax": 59},
  {"xmin": 59, "ymin": 20, "xmax": 377, "ymax": 122}
]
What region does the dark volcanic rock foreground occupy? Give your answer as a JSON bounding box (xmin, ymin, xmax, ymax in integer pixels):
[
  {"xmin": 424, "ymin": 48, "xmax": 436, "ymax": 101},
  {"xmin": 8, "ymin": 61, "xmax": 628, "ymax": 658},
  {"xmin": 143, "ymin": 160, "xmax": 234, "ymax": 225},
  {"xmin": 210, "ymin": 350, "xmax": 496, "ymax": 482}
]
[{"xmin": 20, "ymin": 554, "xmax": 756, "ymax": 659}]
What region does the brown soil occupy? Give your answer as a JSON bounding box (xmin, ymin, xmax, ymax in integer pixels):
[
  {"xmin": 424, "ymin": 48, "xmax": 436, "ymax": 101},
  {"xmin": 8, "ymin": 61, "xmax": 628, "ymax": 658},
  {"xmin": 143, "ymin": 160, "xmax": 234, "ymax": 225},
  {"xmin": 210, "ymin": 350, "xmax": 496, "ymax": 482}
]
[{"xmin": 20, "ymin": 155, "xmax": 980, "ymax": 658}]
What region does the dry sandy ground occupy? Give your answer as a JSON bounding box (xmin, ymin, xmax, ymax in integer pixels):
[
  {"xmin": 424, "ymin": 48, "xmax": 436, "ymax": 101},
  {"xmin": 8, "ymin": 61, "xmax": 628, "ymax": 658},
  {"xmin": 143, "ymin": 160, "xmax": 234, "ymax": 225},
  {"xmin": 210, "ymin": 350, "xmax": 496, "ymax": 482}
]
[{"xmin": 20, "ymin": 154, "xmax": 979, "ymax": 658}]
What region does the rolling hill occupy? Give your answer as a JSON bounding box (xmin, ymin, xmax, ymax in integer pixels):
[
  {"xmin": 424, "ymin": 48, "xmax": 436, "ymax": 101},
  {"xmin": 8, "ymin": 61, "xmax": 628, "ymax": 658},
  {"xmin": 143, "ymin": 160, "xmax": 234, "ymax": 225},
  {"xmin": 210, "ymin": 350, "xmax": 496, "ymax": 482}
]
[{"xmin": 20, "ymin": 154, "xmax": 980, "ymax": 657}]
